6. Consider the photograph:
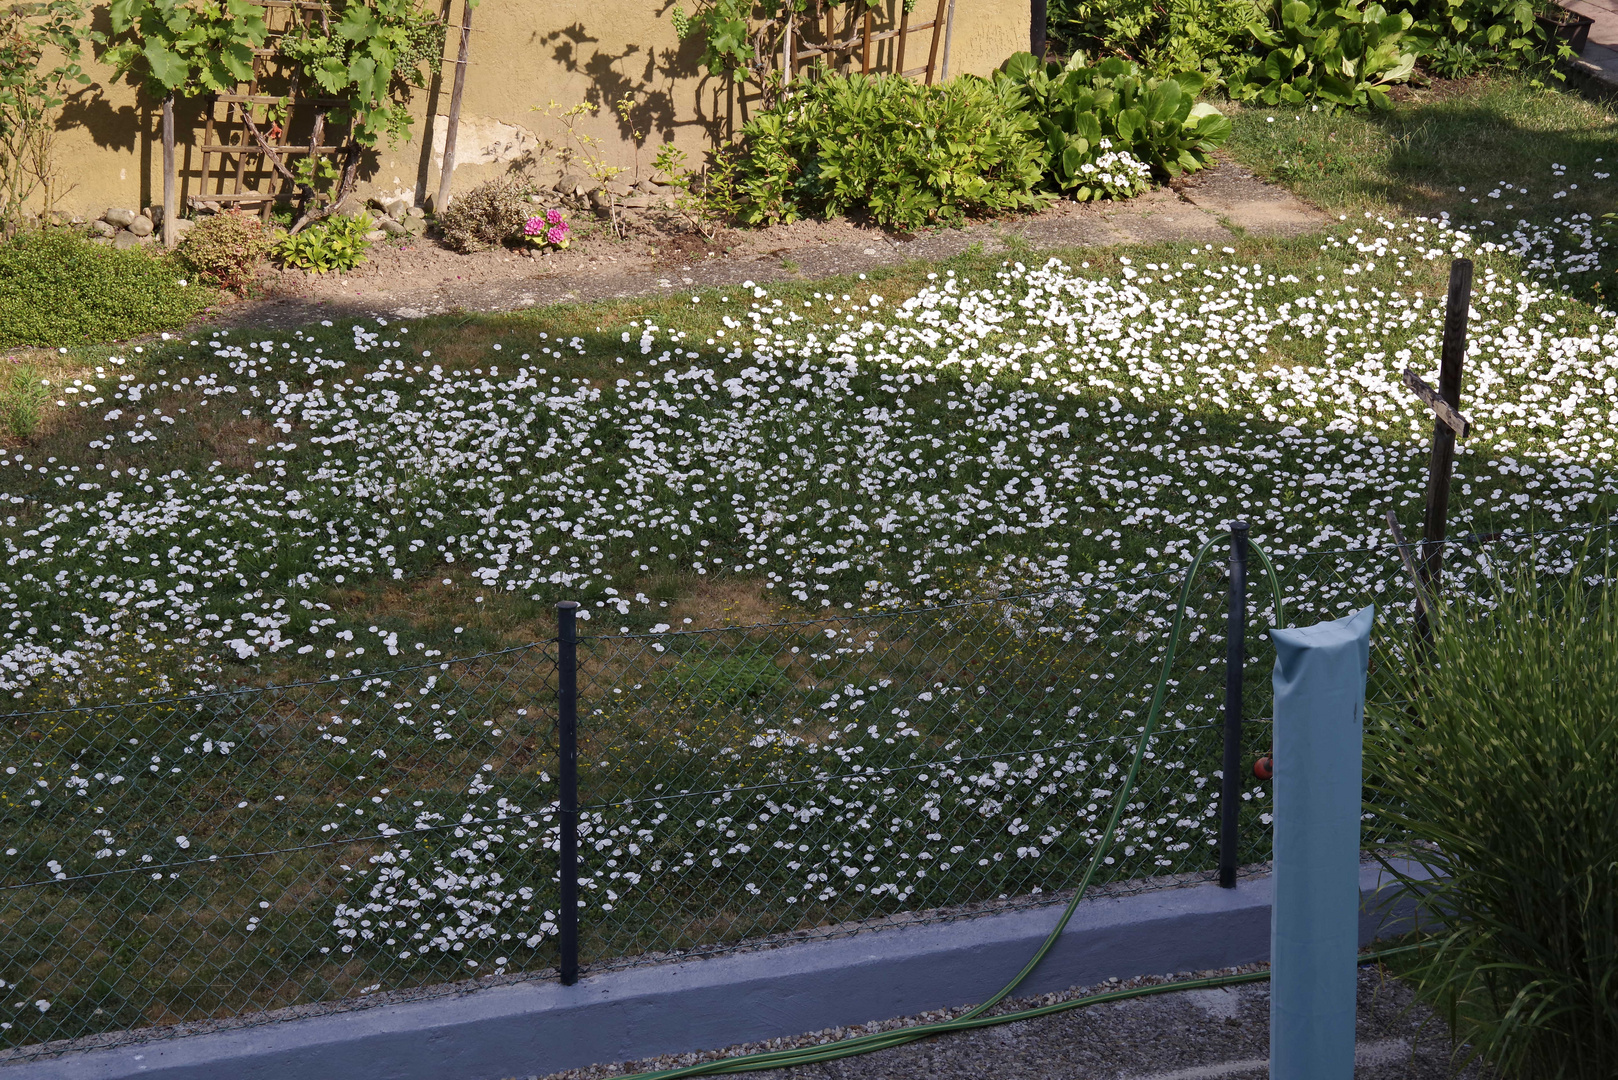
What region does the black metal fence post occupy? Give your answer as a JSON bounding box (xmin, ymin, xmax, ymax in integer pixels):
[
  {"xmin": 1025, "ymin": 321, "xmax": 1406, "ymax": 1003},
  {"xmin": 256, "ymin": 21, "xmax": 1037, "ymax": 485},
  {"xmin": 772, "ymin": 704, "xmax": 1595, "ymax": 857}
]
[
  {"xmin": 556, "ymin": 600, "xmax": 580, "ymax": 985},
  {"xmin": 1218, "ymin": 521, "xmax": 1250, "ymax": 889}
]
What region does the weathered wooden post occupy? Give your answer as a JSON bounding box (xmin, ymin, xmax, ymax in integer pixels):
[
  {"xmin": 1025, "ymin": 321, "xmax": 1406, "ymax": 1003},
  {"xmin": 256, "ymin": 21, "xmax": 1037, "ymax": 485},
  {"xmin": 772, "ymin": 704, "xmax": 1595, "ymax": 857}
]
[
  {"xmin": 1398, "ymin": 258, "xmax": 1473, "ymax": 640},
  {"xmin": 435, "ymin": 0, "xmax": 474, "ymax": 213},
  {"xmin": 161, "ymin": 94, "xmax": 177, "ymax": 248}
]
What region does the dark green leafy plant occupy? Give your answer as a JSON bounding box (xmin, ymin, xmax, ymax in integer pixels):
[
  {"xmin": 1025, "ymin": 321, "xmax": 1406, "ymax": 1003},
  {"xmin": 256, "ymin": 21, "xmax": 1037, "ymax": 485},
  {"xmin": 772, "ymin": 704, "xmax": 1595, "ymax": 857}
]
[
  {"xmin": 1403, "ymin": 0, "xmax": 1564, "ymax": 75},
  {"xmin": 103, "ymin": 0, "xmax": 444, "ymax": 167},
  {"xmin": 719, "ymin": 71, "xmax": 1051, "ymax": 231},
  {"xmin": 1367, "ymin": 550, "xmax": 1618, "ymax": 1079},
  {"xmin": 994, "ymin": 51, "xmax": 1231, "ymax": 192},
  {"xmin": 1051, "ymin": 0, "xmax": 1265, "ymax": 79},
  {"xmin": 670, "ymin": 0, "xmax": 760, "ymax": 80},
  {"xmin": 272, "ymin": 212, "xmax": 373, "ymax": 272},
  {"xmin": 1227, "ymin": 0, "xmax": 1418, "ymax": 109},
  {"xmin": 176, "ymin": 209, "xmax": 272, "ymax": 293},
  {"xmin": 0, "ymin": 230, "xmax": 210, "ymax": 347}
]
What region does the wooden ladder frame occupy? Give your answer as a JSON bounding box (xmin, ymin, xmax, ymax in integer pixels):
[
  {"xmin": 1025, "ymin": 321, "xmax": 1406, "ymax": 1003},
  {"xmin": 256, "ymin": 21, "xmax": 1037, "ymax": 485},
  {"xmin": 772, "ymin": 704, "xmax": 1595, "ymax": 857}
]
[
  {"xmin": 190, "ymin": 0, "xmax": 361, "ymax": 219},
  {"xmin": 783, "ymin": 0, "xmax": 954, "ymax": 85}
]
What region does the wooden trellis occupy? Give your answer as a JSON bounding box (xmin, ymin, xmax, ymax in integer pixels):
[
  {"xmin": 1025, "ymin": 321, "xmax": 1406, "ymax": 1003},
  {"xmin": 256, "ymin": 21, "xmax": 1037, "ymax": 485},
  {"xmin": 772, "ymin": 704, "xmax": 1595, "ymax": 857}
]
[
  {"xmin": 783, "ymin": 0, "xmax": 954, "ymax": 85},
  {"xmin": 189, "ymin": 0, "xmax": 361, "ymax": 220}
]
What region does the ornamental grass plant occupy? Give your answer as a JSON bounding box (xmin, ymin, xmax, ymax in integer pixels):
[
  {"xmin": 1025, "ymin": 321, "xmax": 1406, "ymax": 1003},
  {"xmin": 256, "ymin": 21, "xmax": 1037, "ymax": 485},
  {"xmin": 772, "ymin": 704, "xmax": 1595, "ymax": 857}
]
[{"xmin": 1367, "ymin": 550, "xmax": 1618, "ymax": 1080}]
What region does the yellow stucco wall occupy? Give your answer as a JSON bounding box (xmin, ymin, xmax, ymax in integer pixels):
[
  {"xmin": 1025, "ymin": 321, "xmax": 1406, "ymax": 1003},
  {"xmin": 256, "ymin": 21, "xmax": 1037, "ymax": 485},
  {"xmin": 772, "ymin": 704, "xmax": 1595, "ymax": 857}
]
[{"xmin": 41, "ymin": 0, "xmax": 1029, "ymax": 219}]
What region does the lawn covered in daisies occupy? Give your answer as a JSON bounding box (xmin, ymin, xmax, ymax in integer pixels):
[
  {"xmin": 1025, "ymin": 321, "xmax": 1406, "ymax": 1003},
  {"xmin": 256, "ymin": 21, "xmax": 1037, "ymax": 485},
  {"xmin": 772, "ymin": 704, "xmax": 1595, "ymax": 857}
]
[
  {"xmin": 1, "ymin": 190, "xmax": 1616, "ymax": 1044},
  {"xmin": 3, "ymin": 214, "xmax": 1615, "ymax": 669}
]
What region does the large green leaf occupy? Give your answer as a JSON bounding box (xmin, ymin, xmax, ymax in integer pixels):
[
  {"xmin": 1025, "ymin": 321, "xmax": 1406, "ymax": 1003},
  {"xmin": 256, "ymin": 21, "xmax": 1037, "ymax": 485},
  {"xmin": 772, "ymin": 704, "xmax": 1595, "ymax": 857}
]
[
  {"xmin": 1143, "ymin": 78, "xmax": 1180, "ymax": 123},
  {"xmin": 141, "ymin": 39, "xmax": 188, "ymax": 90},
  {"xmin": 220, "ymin": 41, "xmax": 254, "ymax": 83},
  {"xmin": 108, "ymin": 0, "xmax": 138, "ymax": 34},
  {"xmin": 336, "ymin": 6, "xmax": 377, "ymax": 42},
  {"xmin": 998, "ymin": 51, "xmax": 1041, "ymax": 83},
  {"xmin": 316, "ymin": 55, "xmax": 348, "ymax": 92},
  {"xmin": 1115, "ymin": 107, "xmax": 1143, "ymax": 143}
]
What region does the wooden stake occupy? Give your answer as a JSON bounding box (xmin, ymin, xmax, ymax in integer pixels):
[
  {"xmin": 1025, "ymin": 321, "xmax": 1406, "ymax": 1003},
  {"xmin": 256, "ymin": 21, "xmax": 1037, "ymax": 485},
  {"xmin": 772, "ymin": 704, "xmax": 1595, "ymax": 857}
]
[
  {"xmin": 1417, "ymin": 257, "xmax": 1473, "ymax": 635},
  {"xmin": 161, "ymin": 94, "xmax": 177, "ymax": 248},
  {"xmin": 1385, "ymin": 511, "xmax": 1427, "ymax": 621},
  {"xmin": 826, "ymin": 1, "xmax": 836, "ymax": 70},
  {"xmin": 895, "ymin": 0, "xmax": 910, "ymax": 80},
  {"xmin": 861, "ymin": 4, "xmax": 873, "ymax": 73},
  {"xmin": 436, "ymin": 0, "xmax": 473, "ymax": 212},
  {"xmin": 783, "ymin": 12, "xmax": 794, "ymax": 83},
  {"xmin": 924, "ymin": 0, "xmax": 947, "ymax": 82},
  {"xmin": 1402, "ymin": 368, "xmax": 1470, "ymax": 439}
]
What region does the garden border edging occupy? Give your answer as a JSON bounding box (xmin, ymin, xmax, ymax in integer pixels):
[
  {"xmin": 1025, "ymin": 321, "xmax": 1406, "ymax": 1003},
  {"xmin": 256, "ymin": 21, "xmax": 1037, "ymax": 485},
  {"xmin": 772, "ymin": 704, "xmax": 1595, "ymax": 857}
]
[{"xmin": 3, "ymin": 859, "xmax": 1434, "ymax": 1080}]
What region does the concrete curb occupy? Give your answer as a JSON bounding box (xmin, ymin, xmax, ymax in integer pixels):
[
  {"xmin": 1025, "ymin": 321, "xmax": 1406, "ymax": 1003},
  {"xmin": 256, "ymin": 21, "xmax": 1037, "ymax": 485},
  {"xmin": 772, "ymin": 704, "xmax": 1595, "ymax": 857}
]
[{"xmin": 3, "ymin": 860, "xmax": 1435, "ymax": 1080}]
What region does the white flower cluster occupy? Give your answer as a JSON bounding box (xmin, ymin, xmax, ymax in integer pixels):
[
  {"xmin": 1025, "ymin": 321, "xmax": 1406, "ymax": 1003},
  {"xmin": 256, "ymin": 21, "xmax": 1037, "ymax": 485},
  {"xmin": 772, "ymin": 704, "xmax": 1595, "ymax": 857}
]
[{"xmin": 1076, "ymin": 143, "xmax": 1153, "ymax": 200}]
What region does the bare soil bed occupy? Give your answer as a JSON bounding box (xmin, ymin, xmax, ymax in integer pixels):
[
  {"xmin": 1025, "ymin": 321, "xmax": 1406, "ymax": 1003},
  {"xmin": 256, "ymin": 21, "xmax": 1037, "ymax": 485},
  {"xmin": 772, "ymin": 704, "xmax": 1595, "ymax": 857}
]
[{"xmin": 207, "ymin": 162, "xmax": 1325, "ymax": 331}]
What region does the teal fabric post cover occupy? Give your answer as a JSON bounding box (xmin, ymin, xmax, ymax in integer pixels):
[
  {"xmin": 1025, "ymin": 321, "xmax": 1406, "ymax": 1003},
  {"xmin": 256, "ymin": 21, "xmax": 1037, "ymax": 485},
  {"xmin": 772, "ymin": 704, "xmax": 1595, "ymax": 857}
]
[{"xmin": 1268, "ymin": 605, "xmax": 1375, "ymax": 1080}]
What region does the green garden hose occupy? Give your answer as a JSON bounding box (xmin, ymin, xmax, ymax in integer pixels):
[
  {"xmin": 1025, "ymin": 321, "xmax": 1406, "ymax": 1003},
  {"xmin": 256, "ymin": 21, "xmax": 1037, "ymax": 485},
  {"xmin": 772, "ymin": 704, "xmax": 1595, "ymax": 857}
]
[{"xmin": 606, "ymin": 533, "xmax": 1332, "ymax": 1080}]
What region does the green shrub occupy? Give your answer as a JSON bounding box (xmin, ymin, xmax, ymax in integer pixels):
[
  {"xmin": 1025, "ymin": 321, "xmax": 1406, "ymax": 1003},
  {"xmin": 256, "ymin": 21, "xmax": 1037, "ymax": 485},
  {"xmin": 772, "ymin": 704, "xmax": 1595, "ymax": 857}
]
[
  {"xmin": 273, "ymin": 212, "xmax": 373, "ymax": 273},
  {"xmin": 1050, "ymin": 0, "xmax": 1266, "ymax": 79},
  {"xmin": 0, "ymin": 229, "xmax": 210, "ymax": 348},
  {"xmin": 721, "ymin": 72, "xmax": 1051, "ymax": 231},
  {"xmin": 1404, "ymin": 0, "xmax": 1566, "ymax": 74},
  {"xmin": 176, "ymin": 208, "xmax": 271, "ymax": 293},
  {"xmin": 1226, "ymin": 0, "xmax": 1418, "ymax": 109},
  {"xmin": 994, "ymin": 52, "xmax": 1230, "ymax": 193},
  {"xmin": 1045, "ymin": 0, "xmax": 1558, "ymax": 105},
  {"xmin": 1367, "ymin": 552, "xmax": 1618, "ymax": 1079},
  {"xmin": 436, "ymin": 176, "xmax": 536, "ymax": 253}
]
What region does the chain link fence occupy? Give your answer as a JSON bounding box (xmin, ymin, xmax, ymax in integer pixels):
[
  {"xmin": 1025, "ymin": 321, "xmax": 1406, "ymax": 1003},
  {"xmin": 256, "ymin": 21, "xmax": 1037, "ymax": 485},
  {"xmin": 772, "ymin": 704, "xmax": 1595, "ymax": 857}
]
[{"xmin": 1, "ymin": 522, "xmax": 1611, "ymax": 1058}]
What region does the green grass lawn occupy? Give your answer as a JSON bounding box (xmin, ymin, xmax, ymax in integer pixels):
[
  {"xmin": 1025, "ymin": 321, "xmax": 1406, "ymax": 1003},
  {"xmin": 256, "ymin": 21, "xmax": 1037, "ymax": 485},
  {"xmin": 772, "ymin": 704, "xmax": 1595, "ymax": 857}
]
[
  {"xmin": 1, "ymin": 71, "xmax": 1615, "ymax": 1055},
  {"xmin": 1223, "ymin": 74, "xmax": 1618, "ymax": 235}
]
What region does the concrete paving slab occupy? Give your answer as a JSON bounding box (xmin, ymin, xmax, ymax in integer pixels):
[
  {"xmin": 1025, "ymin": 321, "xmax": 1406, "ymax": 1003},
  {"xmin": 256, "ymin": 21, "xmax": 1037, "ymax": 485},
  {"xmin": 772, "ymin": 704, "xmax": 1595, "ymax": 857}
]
[
  {"xmin": 1097, "ymin": 189, "xmax": 1231, "ymax": 246},
  {"xmin": 1177, "ymin": 164, "xmax": 1330, "ymax": 238},
  {"xmin": 1565, "ymin": 0, "xmax": 1618, "ymax": 85}
]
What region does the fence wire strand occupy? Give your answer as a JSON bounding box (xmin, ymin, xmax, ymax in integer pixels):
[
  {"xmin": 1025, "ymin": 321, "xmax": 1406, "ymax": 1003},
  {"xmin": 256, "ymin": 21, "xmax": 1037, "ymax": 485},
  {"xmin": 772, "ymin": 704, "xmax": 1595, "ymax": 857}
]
[{"xmin": 0, "ymin": 523, "xmax": 1611, "ymax": 1057}]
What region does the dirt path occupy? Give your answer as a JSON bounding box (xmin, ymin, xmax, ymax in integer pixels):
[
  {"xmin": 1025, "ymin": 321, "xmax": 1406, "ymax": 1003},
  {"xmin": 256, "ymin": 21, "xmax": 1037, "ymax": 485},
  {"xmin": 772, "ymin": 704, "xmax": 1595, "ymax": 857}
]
[{"xmin": 206, "ymin": 163, "xmax": 1324, "ymax": 331}]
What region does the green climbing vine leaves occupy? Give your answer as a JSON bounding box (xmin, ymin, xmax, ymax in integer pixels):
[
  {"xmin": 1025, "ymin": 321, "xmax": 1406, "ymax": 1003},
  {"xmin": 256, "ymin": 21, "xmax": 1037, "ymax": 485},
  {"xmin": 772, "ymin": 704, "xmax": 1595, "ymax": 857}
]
[
  {"xmin": 279, "ymin": 0, "xmax": 446, "ymax": 146},
  {"xmin": 102, "ymin": 0, "xmax": 447, "ymax": 149},
  {"xmin": 104, "ymin": 0, "xmax": 269, "ymax": 97}
]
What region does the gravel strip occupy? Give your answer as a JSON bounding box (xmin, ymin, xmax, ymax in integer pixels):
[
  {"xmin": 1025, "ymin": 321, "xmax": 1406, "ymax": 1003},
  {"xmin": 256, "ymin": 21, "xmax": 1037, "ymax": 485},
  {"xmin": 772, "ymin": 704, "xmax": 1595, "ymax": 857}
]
[
  {"xmin": 515, "ymin": 961, "xmax": 1303, "ymax": 1080},
  {"xmin": 518, "ymin": 953, "xmax": 1494, "ymax": 1080}
]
